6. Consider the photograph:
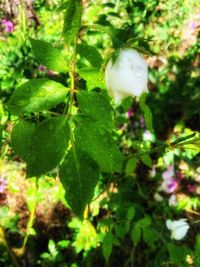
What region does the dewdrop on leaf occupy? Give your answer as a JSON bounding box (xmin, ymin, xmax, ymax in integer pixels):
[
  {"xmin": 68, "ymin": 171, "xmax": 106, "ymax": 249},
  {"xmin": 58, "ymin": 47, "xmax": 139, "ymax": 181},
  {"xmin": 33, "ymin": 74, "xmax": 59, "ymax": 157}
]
[{"xmin": 105, "ymin": 48, "xmax": 148, "ymax": 103}]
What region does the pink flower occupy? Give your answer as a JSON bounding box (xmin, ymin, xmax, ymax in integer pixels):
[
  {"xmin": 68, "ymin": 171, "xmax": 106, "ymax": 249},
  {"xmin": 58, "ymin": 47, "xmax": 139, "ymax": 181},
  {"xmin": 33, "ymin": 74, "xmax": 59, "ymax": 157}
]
[
  {"xmin": 38, "ymin": 65, "xmax": 46, "ymax": 72},
  {"xmin": 162, "ymin": 165, "xmax": 174, "ymax": 180},
  {"xmin": 126, "ymin": 108, "xmax": 134, "ymax": 118},
  {"xmin": 161, "ymin": 178, "xmax": 179, "ymax": 193},
  {"xmin": 187, "ymin": 184, "xmax": 196, "ymax": 193},
  {"xmin": 2, "ymin": 19, "xmax": 14, "ymax": 32}
]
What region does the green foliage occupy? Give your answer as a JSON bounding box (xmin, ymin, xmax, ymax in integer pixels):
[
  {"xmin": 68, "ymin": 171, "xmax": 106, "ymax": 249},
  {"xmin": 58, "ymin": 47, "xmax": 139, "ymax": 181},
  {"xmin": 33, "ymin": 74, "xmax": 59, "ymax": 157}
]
[
  {"xmin": 77, "ymin": 67, "xmax": 105, "ymax": 90},
  {"xmin": 75, "ymin": 118, "xmax": 123, "ymax": 173},
  {"xmin": 30, "ymin": 39, "xmax": 68, "ymax": 73},
  {"xmin": 139, "ymin": 154, "xmax": 152, "ymax": 167},
  {"xmin": 11, "ymin": 117, "xmax": 70, "ymax": 177},
  {"xmin": 77, "ymin": 44, "xmax": 103, "ymax": 68},
  {"xmin": 125, "ymin": 157, "xmax": 137, "ymax": 175},
  {"xmin": 77, "ymin": 91, "xmax": 113, "ymax": 129},
  {"xmin": 7, "ymin": 79, "xmax": 69, "ymax": 115},
  {"xmin": 168, "ymin": 243, "xmax": 189, "ymax": 267},
  {"xmin": 139, "ymin": 93, "xmax": 154, "ymax": 132},
  {"xmin": 60, "ymin": 147, "xmax": 99, "ymax": 217},
  {"xmin": 103, "ymin": 231, "xmax": 113, "ymax": 261},
  {"xmin": 63, "ymin": 0, "xmax": 82, "ymax": 46}
]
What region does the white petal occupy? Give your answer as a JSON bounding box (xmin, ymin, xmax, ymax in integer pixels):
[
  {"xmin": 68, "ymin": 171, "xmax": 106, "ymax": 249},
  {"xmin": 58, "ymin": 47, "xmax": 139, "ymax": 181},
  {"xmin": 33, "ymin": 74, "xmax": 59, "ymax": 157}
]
[{"xmin": 105, "ymin": 48, "xmax": 148, "ymax": 103}]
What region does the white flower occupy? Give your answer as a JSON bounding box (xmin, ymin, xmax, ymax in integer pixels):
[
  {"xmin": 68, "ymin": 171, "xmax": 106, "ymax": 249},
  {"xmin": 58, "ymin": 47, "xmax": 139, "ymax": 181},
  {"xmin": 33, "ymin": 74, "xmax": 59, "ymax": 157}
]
[
  {"xmin": 166, "ymin": 218, "xmax": 190, "ymax": 240},
  {"xmin": 168, "ymin": 194, "xmax": 178, "ymax": 207},
  {"xmin": 105, "ymin": 48, "xmax": 148, "ymax": 103},
  {"xmin": 154, "ymin": 192, "xmax": 163, "ymax": 202}
]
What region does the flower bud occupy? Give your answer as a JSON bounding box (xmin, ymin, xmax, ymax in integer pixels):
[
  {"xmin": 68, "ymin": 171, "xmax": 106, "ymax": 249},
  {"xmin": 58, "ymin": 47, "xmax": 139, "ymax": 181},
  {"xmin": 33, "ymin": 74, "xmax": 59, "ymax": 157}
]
[{"xmin": 105, "ymin": 48, "xmax": 148, "ymax": 103}]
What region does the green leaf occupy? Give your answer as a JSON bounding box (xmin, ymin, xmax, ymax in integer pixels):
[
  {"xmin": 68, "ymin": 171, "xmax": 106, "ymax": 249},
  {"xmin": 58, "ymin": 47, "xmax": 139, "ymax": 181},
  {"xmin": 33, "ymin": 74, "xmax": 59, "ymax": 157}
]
[
  {"xmin": 77, "ymin": 44, "xmax": 103, "ymax": 68},
  {"xmin": 143, "ymin": 228, "xmax": 158, "ymax": 248},
  {"xmin": 114, "ymin": 224, "xmax": 127, "ymax": 239},
  {"xmin": 11, "ymin": 117, "xmax": 70, "ymax": 177},
  {"xmin": 131, "ymin": 223, "xmax": 141, "ymax": 245},
  {"xmin": 63, "ymin": 0, "xmax": 82, "ymax": 46},
  {"xmin": 139, "ymin": 154, "xmax": 152, "ymax": 167},
  {"xmin": 11, "ymin": 121, "xmax": 35, "ymax": 163},
  {"xmin": 168, "ymin": 244, "xmax": 188, "ymax": 267},
  {"xmin": 30, "ymin": 38, "xmax": 68, "ymax": 73},
  {"xmin": 77, "ymin": 91, "xmax": 113, "ymax": 129},
  {"xmin": 125, "ymin": 157, "xmax": 137, "ymax": 175},
  {"xmin": 127, "ymin": 207, "xmax": 135, "ymax": 221},
  {"xmin": 139, "ymin": 93, "xmax": 154, "ymax": 132},
  {"xmin": 78, "ymin": 67, "xmax": 105, "ymax": 90},
  {"xmin": 75, "ymin": 118, "xmax": 123, "ymax": 173},
  {"xmin": 103, "ymin": 231, "xmax": 113, "ymax": 261},
  {"xmin": 59, "ymin": 147, "xmax": 99, "ymax": 217},
  {"xmin": 195, "ymin": 234, "xmax": 200, "ymax": 266},
  {"xmin": 138, "ymin": 217, "xmax": 151, "ymax": 228},
  {"xmin": 7, "ymin": 79, "xmax": 69, "ymax": 115}
]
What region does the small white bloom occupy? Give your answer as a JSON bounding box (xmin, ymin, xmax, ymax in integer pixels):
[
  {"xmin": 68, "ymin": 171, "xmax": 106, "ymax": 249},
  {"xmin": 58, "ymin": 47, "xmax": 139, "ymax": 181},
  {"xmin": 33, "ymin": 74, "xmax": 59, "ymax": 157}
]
[
  {"xmin": 105, "ymin": 48, "xmax": 148, "ymax": 103},
  {"xmin": 166, "ymin": 218, "xmax": 189, "ymax": 240},
  {"xmin": 168, "ymin": 194, "xmax": 178, "ymax": 207},
  {"xmin": 154, "ymin": 192, "xmax": 163, "ymax": 202}
]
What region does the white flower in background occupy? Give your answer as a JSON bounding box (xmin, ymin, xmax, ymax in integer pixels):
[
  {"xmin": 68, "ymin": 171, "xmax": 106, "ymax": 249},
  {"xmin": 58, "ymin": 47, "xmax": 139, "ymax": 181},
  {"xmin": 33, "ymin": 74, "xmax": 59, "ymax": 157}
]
[
  {"xmin": 166, "ymin": 219, "xmax": 190, "ymax": 240},
  {"xmin": 105, "ymin": 48, "xmax": 148, "ymax": 103},
  {"xmin": 154, "ymin": 192, "xmax": 163, "ymax": 202},
  {"xmin": 168, "ymin": 194, "xmax": 178, "ymax": 207},
  {"xmin": 143, "ymin": 130, "xmax": 156, "ymax": 142}
]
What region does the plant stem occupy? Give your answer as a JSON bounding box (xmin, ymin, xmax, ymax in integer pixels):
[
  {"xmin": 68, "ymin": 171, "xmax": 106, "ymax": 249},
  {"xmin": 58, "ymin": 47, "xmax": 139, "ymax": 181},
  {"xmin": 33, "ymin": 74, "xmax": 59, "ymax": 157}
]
[
  {"xmin": 0, "ymin": 227, "xmax": 20, "ymax": 267},
  {"xmin": 21, "ymin": 179, "xmax": 38, "ymax": 253}
]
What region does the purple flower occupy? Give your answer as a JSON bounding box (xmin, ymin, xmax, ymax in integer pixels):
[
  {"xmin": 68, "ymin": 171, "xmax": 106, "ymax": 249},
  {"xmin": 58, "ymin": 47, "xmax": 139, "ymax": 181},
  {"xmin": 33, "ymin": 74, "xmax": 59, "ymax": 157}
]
[
  {"xmin": 167, "ymin": 179, "xmax": 179, "ymax": 193},
  {"xmin": 126, "ymin": 108, "xmax": 134, "ymax": 118},
  {"xmin": 189, "ymin": 21, "xmax": 197, "ymax": 29},
  {"xmin": 0, "ymin": 177, "xmax": 7, "ymax": 193},
  {"xmin": 187, "ymin": 184, "xmax": 196, "ymax": 193},
  {"xmin": 2, "ymin": 19, "xmax": 14, "ymax": 33},
  {"xmin": 160, "ymin": 178, "xmax": 179, "ymax": 193}
]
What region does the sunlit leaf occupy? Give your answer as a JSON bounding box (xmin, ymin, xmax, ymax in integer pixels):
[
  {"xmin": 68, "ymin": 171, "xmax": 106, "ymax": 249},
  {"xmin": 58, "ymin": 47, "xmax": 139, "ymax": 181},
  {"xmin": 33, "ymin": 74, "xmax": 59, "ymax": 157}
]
[
  {"xmin": 7, "ymin": 79, "xmax": 69, "ymax": 115},
  {"xmin": 30, "ymin": 38, "xmax": 68, "ymax": 72},
  {"xmin": 63, "ymin": 0, "xmax": 82, "ymax": 45},
  {"xmin": 78, "ymin": 67, "xmax": 105, "ymax": 90}
]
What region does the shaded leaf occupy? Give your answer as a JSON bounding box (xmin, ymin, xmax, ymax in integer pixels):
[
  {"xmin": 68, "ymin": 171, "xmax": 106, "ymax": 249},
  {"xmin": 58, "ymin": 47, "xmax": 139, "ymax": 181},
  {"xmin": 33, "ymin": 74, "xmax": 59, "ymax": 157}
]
[
  {"xmin": 60, "ymin": 147, "xmax": 99, "ymax": 217},
  {"xmin": 127, "ymin": 207, "xmax": 135, "ymax": 221},
  {"xmin": 30, "ymin": 38, "xmax": 68, "ymax": 72},
  {"xmin": 103, "ymin": 231, "xmax": 113, "ymax": 261},
  {"xmin": 7, "ymin": 79, "xmax": 69, "ymax": 115},
  {"xmin": 126, "ymin": 157, "xmax": 137, "ymax": 175},
  {"xmin": 139, "ymin": 154, "xmax": 152, "ymax": 167},
  {"xmin": 131, "ymin": 223, "xmax": 141, "ymax": 245}
]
